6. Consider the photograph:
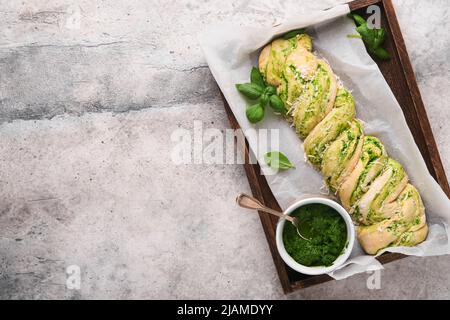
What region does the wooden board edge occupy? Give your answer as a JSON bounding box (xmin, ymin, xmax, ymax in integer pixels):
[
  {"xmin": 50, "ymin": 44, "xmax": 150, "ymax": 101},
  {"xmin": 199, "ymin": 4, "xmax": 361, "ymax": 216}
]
[
  {"xmin": 221, "ymin": 92, "xmax": 294, "ymax": 294},
  {"xmin": 382, "ymin": 0, "xmax": 450, "ymax": 196},
  {"xmin": 349, "ymin": 0, "xmax": 381, "ymax": 11}
]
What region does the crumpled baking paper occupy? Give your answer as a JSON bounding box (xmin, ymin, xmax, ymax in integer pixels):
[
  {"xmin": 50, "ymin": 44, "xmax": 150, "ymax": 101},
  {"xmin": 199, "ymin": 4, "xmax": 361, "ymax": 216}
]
[{"xmin": 199, "ymin": 3, "xmax": 450, "ymax": 280}]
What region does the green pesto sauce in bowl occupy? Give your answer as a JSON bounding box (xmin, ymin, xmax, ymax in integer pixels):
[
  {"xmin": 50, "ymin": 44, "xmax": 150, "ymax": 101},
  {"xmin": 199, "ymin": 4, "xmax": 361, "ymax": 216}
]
[{"xmin": 283, "ymin": 203, "xmax": 347, "ymax": 267}]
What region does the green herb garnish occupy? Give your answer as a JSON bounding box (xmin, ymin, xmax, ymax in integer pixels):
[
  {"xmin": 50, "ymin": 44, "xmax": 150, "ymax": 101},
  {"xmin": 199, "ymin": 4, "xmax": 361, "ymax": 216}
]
[
  {"xmin": 235, "ymin": 83, "xmax": 263, "ymax": 100},
  {"xmin": 246, "ymin": 103, "xmax": 265, "ymax": 123},
  {"xmin": 269, "ymin": 94, "xmax": 285, "ymax": 113},
  {"xmin": 236, "ymin": 67, "xmax": 285, "ymax": 123},
  {"xmin": 250, "ymin": 67, "xmax": 266, "ymax": 88},
  {"xmin": 264, "ymin": 151, "xmax": 295, "ymax": 170},
  {"xmin": 348, "ymin": 13, "xmax": 391, "ymax": 60}
]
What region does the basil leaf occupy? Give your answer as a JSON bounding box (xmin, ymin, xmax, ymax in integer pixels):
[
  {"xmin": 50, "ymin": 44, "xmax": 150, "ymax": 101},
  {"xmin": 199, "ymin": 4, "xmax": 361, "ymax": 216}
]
[
  {"xmin": 370, "ymin": 46, "xmax": 391, "ymax": 60},
  {"xmin": 264, "ymin": 151, "xmax": 295, "ymax": 170},
  {"xmin": 260, "ymin": 92, "xmax": 269, "ymax": 107},
  {"xmin": 283, "ymin": 28, "xmax": 306, "ymax": 40},
  {"xmin": 351, "ymin": 15, "xmax": 390, "ymax": 60},
  {"xmin": 356, "ymin": 24, "xmax": 376, "ymax": 47},
  {"xmin": 372, "ymin": 28, "xmax": 386, "ymax": 49},
  {"xmin": 269, "ymin": 95, "xmax": 285, "ymax": 113},
  {"xmin": 250, "ymin": 67, "xmax": 266, "ymax": 88},
  {"xmin": 246, "ymin": 103, "xmax": 265, "ymax": 123},
  {"xmin": 349, "ymin": 13, "xmax": 366, "ymax": 26},
  {"xmin": 236, "ymin": 83, "xmax": 263, "ymax": 99},
  {"xmin": 265, "ymin": 86, "xmax": 276, "ymax": 96}
]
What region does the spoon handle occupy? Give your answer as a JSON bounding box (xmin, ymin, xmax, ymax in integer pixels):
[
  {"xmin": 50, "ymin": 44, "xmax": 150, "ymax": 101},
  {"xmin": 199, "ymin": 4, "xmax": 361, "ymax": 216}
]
[{"xmin": 236, "ymin": 193, "xmax": 295, "ymax": 223}]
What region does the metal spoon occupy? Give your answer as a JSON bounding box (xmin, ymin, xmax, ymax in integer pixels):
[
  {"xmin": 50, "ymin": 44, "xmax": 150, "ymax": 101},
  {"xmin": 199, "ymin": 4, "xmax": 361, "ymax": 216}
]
[{"xmin": 236, "ymin": 193, "xmax": 310, "ymax": 241}]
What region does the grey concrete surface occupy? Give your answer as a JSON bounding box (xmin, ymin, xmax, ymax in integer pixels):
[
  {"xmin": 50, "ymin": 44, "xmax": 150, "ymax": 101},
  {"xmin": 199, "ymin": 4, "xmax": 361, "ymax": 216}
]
[{"xmin": 0, "ymin": 0, "xmax": 449, "ymax": 299}]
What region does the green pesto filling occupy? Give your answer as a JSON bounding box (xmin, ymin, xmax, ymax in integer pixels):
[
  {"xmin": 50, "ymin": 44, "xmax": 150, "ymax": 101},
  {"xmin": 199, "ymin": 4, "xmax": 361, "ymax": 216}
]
[
  {"xmin": 283, "ymin": 204, "xmax": 347, "ymax": 267},
  {"xmin": 293, "ymin": 65, "xmax": 331, "ymax": 138},
  {"xmin": 349, "ymin": 138, "xmax": 386, "ymax": 206},
  {"xmin": 367, "ymin": 160, "xmax": 406, "ymax": 224}
]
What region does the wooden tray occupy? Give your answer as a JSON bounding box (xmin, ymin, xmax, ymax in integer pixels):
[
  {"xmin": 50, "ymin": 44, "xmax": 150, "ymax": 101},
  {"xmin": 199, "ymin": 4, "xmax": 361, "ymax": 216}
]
[{"xmin": 221, "ymin": 0, "xmax": 450, "ymax": 293}]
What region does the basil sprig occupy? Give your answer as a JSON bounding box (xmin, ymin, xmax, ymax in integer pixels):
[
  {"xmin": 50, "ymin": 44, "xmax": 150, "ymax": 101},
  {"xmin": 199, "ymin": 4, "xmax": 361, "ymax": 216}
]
[
  {"xmin": 235, "ymin": 83, "xmax": 263, "ymax": 99},
  {"xmin": 236, "ymin": 67, "xmax": 285, "ymax": 124},
  {"xmin": 250, "ymin": 67, "xmax": 266, "ymax": 88},
  {"xmin": 269, "ymin": 95, "xmax": 285, "ymax": 113},
  {"xmin": 246, "ymin": 103, "xmax": 265, "ymax": 124},
  {"xmin": 348, "ymin": 13, "xmax": 390, "ymax": 60},
  {"xmin": 264, "ymin": 151, "xmax": 295, "ymax": 170}
]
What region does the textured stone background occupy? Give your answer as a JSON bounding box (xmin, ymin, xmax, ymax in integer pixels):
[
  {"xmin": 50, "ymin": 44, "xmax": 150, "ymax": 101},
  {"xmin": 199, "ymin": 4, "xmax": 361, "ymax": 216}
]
[{"xmin": 0, "ymin": 0, "xmax": 449, "ymax": 299}]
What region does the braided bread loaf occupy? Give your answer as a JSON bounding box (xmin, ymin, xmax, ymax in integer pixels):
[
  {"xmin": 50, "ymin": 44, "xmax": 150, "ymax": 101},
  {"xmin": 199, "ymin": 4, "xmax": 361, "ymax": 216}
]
[{"xmin": 259, "ymin": 34, "xmax": 428, "ymax": 254}]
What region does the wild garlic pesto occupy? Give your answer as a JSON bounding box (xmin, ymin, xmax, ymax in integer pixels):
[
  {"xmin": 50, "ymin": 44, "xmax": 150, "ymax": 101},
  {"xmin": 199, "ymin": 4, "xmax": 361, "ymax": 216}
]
[{"xmin": 283, "ymin": 204, "xmax": 347, "ymax": 267}]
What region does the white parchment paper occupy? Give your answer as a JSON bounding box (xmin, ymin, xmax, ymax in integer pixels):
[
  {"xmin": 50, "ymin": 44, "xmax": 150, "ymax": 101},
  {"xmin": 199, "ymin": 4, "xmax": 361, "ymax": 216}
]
[{"xmin": 199, "ymin": 3, "xmax": 450, "ymax": 279}]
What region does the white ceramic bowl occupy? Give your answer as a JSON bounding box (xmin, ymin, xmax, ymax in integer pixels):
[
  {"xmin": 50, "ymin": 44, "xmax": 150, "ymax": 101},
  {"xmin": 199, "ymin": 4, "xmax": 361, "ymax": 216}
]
[{"xmin": 275, "ymin": 196, "xmax": 355, "ymax": 275}]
